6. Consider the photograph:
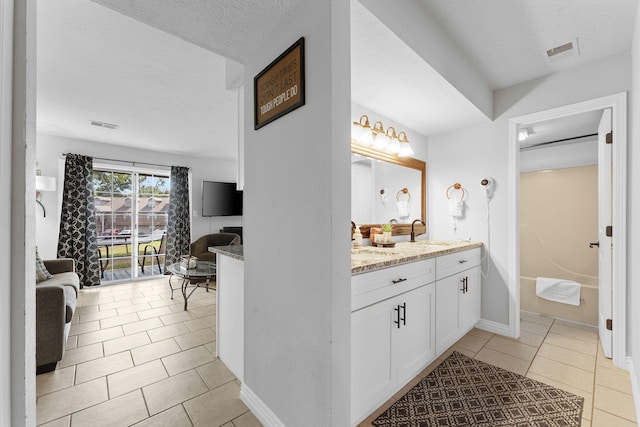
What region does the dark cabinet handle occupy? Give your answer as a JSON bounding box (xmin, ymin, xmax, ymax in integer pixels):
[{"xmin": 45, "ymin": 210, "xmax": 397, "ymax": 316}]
[
  {"xmin": 460, "ymin": 277, "xmax": 468, "ymax": 293},
  {"xmin": 589, "ymin": 242, "xmax": 600, "ymax": 248},
  {"xmin": 394, "ymin": 305, "xmax": 401, "ymax": 328},
  {"xmin": 393, "ymin": 303, "xmax": 407, "ymax": 328},
  {"xmin": 392, "ymin": 278, "xmax": 407, "ymax": 284},
  {"xmin": 458, "ymin": 259, "xmax": 468, "ymax": 264}
]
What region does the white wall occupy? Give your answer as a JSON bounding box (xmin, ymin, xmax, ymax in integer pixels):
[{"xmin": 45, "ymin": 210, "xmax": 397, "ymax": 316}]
[
  {"xmin": 242, "ymin": 1, "xmax": 351, "ymax": 425},
  {"xmin": 5, "ymin": 0, "xmax": 37, "ymax": 425},
  {"xmin": 359, "ymin": 0, "xmax": 492, "ymax": 119},
  {"xmin": 629, "ymin": 0, "xmax": 640, "ymax": 412},
  {"xmin": 0, "ymin": 0, "xmax": 15, "ymax": 424},
  {"xmin": 520, "ymin": 138, "xmax": 598, "ymax": 173},
  {"xmin": 428, "ymin": 51, "xmax": 631, "ymax": 326},
  {"xmin": 0, "ymin": 1, "xmax": 13, "ymax": 424},
  {"xmin": 35, "ymin": 133, "xmax": 242, "ymax": 259}
]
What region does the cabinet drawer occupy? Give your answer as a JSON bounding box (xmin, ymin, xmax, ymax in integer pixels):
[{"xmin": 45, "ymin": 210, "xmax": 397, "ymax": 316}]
[
  {"xmin": 352, "ymin": 259, "xmax": 435, "ymax": 312},
  {"xmin": 436, "ymin": 247, "xmax": 481, "ymax": 280}
]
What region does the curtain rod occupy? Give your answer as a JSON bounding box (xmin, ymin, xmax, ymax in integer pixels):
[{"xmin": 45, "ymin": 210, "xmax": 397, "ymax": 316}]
[
  {"xmin": 519, "ymin": 133, "xmax": 598, "ymax": 151},
  {"xmin": 60, "ymin": 153, "xmax": 190, "ymax": 170}
]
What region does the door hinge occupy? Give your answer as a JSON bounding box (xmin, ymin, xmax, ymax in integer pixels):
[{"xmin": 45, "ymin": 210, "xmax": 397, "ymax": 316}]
[
  {"xmin": 606, "ymin": 131, "xmax": 613, "ymax": 144},
  {"xmin": 606, "ymin": 226, "xmax": 612, "ymax": 237},
  {"xmin": 606, "ymin": 319, "xmax": 613, "ymax": 331}
]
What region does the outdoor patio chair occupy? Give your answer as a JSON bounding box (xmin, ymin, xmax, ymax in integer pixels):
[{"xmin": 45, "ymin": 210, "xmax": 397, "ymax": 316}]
[{"xmin": 140, "ymin": 232, "xmax": 166, "ymax": 274}]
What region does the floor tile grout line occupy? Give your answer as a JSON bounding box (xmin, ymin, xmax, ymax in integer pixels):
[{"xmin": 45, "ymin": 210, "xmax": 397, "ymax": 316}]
[
  {"xmin": 181, "ymin": 402, "xmax": 196, "ymax": 427},
  {"xmin": 523, "ymin": 317, "xmax": 555, "ymax": 378},
  {"xmin": 546, "ymin": 330, "xmax": 600, "ymax": 346},
  {"xmin": 595, "ymin": 406, "xmax": 638, "ymax": 424},
  {"xmin": 39, "ymin": 278, "xmax": 233, "ymax": 427},
  {"xmin": 534, "ymin": 317, "xmax": 597, "ymax": 424},
  {"xmin": 530, "ymin": 353, "xmax": 598, "ymax": 376},
  {"xmin": 589, "ymin": 341, "xmax": 602, "ymax": 422}
]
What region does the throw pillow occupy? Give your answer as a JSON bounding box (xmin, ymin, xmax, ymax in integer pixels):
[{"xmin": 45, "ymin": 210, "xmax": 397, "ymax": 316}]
[{"xmin": 35, "ymin": 247, "xmax": 53, "ymax": 283}]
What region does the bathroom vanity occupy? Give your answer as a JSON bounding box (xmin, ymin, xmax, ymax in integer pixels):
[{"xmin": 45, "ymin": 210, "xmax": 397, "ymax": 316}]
[
  {"xmin": 351, "ymin": 240, "xmax": 482, "ymax": 425},
  {"xmin": 211, "ymin": 240, "xmax": 482, "ymax": 426}
]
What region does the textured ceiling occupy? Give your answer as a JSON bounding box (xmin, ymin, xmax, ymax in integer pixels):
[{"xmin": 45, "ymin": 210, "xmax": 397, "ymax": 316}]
[
  {"xmin": 89, "ymin": 0, "xmax": 310, "ymax": 63},
  {"xmin": 350, "ymin": 0, "xmax": 489, "ymax": 137},
  {"xmin": 37, "ymin": 0, "xmax": 238, "ymax": 159},
  {"xmin": 418, "ymin": 0, "xmax": 638, "ymax": 90},
  {"xmin": 37, "ymin": 0, "xmax": 638, "ymax": 160}
]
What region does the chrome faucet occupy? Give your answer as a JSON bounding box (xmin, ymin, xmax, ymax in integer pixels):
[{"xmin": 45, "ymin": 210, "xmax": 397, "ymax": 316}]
[{"xmin": 410, "ymin": 219, "xmax": 425, "ymax": 242}]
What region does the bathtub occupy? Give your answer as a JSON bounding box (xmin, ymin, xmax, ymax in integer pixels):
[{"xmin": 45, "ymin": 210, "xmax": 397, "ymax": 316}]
[{"xmin": 520, "ymin": 276, "xmax": 598, "ymax": 326}]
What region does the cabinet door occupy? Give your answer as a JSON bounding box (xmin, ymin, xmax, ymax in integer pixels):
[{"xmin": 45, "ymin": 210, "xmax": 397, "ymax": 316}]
[
  {"xmin": 459, "ymin": 265, "xmax": 481, "ymax": 332},
  {"xmin": 351, "ymin": 298, "xmax": 396, "ymax": 425},
  {"xmin": 435, "ymin": 273, "xmax": 463, "ymax": 354},
  {"xmin": 395, "ymin": 284, "xmax": 436, "ymax": 385}
]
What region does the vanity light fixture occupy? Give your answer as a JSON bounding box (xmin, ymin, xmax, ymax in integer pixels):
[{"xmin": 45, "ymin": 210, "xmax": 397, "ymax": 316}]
[
  {"xmin": 518, "ymin": 128, "xmax": 530, "ymax": 141},
  {"xmin": 397, "ymin": 131, "xmax": 414, "ymax": 157},
  {"xmin": 352, "ymin": 114, "xmax": 415, "ymax": 157}
]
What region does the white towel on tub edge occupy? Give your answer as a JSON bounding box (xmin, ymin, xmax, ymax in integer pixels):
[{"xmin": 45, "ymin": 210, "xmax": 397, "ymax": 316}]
[{"xmin": 535, "ymin": 277, "xmax": 581, "ymax": 306}]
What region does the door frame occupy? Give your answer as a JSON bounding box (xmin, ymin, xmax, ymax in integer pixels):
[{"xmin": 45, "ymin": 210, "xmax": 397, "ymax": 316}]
[{"xmin": 507, "ymin": 92, "xmax": 627, "ymax": 368}]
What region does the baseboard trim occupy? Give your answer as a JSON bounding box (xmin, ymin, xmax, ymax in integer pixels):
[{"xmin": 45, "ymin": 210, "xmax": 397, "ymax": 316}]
[
  {"xmin": 476, "ymin": 319, "xmax": 512, "ymax": 337},
  {"xmin": 626, "ymin": 356, "xmax": 640, "ymax": 425},
  {"xmin": 240, "ymin": 383, "xmax": 286, "ymax": 427}
]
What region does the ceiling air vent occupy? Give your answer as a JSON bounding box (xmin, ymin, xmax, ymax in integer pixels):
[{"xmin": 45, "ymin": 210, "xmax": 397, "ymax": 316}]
[
  {"xmin": 546, "ymin": 38, "xmax": 579, "ymax": 63},
  {"xmin": 90, "ymin": 120, "xmax": 119, "ymax": 130}
]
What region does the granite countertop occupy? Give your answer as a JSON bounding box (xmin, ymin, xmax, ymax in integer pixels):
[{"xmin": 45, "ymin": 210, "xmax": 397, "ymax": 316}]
[
  {"xmin": 209, "ymin": 240, "xmax": 481, "ymax": 271},
  {"xmin": 352, "ymin": 239, "xmax": 482, "ymax": 275},
  {"xmin": 208, "ymin": 245, "xmax": 244, "ymax": 261}
]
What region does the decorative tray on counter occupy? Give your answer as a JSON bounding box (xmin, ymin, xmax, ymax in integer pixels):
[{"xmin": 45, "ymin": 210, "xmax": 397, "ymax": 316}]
[{"xmin": 373, "ymin": 242, "xmax": 396, "ymax": 248}]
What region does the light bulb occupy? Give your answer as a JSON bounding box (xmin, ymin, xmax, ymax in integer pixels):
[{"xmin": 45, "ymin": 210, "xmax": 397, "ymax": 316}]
[
  {"xmin": 397, "ymin": 131, "xmax": 414, "ymax": 157},
  {"xmin": 374, "ymin": 133, "xmax": 389, "ymax": 150}
]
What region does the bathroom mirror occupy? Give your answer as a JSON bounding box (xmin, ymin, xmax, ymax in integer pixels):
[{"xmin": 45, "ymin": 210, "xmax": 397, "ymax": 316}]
[{"xmin": 351, "ymin": 141, "xmax": 426, "ymax": 237}]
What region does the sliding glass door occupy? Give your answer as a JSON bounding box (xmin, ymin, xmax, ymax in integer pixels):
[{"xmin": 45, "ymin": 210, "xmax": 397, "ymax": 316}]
[{"xmin": 94, "ymin": 168, "xmax": 170, "ymax": 282}]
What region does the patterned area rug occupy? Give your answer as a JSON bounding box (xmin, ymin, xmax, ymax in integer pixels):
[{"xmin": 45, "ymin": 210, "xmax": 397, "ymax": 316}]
[{"xmin": 373, "ymin": 351, "xmax": 583, "ymax": 427}]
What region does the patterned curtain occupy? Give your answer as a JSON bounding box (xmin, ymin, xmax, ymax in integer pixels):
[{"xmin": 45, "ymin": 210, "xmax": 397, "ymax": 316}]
[
  {"xmin": 165, "ymin": 166, "xmax": 191, "ymax": 267},
  {"xmin": 57, "ymin": 154, "xmax": 101, "ymax": 287}
]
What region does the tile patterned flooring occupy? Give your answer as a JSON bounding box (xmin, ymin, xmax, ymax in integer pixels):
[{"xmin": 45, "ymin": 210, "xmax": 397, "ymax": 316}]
[
  {"xmin": 360, "ymin": 312, "xmax": 638, "ymax": 427},
  {"xmin": 38, "ymin": 279, "xmax": 638, "ymax": 427},
  {"xmin": 36, "ymin": 277, "xmax": 262, "ymax": 427}
]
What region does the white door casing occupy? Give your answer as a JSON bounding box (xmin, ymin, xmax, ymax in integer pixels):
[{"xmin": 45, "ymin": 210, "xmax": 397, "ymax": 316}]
[
  {"xmin": 508, "ymin": 93, "xmax": 627, "ymax": 368},
  {"xmin": 597, "ymin": 108, "xmax": 612, "ymax": 357}
]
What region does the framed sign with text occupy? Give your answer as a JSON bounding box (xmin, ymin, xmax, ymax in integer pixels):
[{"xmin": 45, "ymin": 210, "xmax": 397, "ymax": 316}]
[{"xmin": 254, "ymin": 37, "xmax": 305, "ymax": 130}]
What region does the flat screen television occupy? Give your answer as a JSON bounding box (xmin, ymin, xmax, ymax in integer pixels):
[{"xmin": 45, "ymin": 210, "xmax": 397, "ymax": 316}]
[{"xmin": 202, "ymin": 181, "xmax": 243, "ymax": 217}]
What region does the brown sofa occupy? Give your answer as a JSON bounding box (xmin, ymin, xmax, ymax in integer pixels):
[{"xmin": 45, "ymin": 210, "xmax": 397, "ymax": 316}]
[{"xmin": 36, "ymin": 259, "xmax": 79, "ymax": 374}]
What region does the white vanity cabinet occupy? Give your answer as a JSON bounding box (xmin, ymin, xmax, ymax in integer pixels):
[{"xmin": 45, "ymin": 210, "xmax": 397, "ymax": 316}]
[
  {"xmin": 351, "ymin": 259, "xmax": 436, "ymax": 425},
  {"xmin": 435, "ymin": 247, "xmax": 482, "ymax": 354}
]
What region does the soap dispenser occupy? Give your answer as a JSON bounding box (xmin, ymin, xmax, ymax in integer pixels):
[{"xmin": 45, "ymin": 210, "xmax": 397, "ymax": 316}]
[{"xmin": 353, "ymin": 225, "xmax": 363, "ymax": 247}]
